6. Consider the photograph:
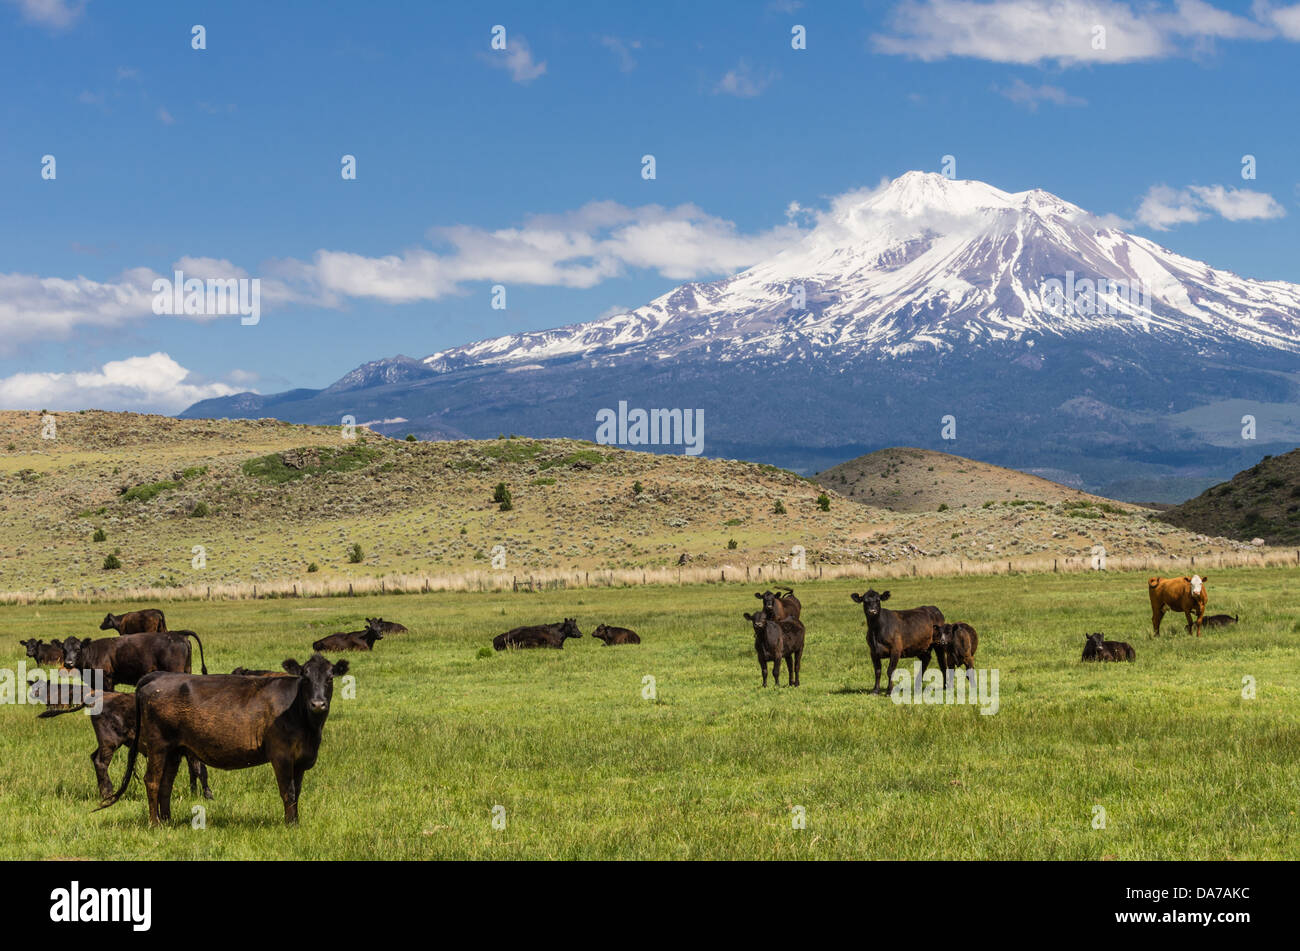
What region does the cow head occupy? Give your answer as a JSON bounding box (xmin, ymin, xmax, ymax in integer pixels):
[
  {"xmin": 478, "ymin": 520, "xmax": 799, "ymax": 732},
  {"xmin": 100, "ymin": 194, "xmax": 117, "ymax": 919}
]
[
  {"xmin": 850, "ymin": 589, "xmax": 890, "ymax": 619},
  {"xmin": 60, "ymin": 636, "xmax": 88, "ymax": 669},
  {"xmin": 20, "ymin": 638, "xmax": 38, "ymax": 659},
  {"xmin": 592, "ymin": 624, "xmax": 610, "ymax": 642},
  {"xmin": 931, "ymin": 624, "xmax": 954, "ymax": 647},
  {"xmin": 282, "ymin": 654, "xmax": 349, "ymax": 717},
  {"xmin": 99, "ymin": 613, "xmax": 120, "ymax": 632},
  {"xmin": 364, "ymin": 618, "xmax": 382, "ymax": 633},
  {"xmin": 362, "ymin": 629, "xmax": 384, "ymax": 647},
  {"xmin": 559, "ymin": 618, "xmax": 583, "ymax": 640},
  {"xmin": 1189, "ymin": 575, "xmax": 1206, "ymax": 596},
  {"xmin": 743, "ymin": 610, "xmax": 769, "ymax": 635},
  {"xmin": 1086, "ymin": 632, "xmax": 1106, "ymax": 652}
]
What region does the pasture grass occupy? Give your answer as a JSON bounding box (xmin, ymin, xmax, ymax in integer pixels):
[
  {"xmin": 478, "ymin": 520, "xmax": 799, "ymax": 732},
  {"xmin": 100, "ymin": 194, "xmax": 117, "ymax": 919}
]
[{"xmin": 1, "ymin": 566, "xmax": 1297, "ymax": 860}]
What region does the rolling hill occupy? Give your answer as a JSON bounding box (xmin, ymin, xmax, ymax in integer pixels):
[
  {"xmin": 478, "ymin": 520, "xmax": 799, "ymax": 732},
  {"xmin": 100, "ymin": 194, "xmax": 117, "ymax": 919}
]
[
  {"xmin": 0, "ymin": 411, "xmax": 1263, "ymax": 596},
  {"xmin": 1158, "ymin": 448, "xmax": 1300, "ymax": 545},
  {"xmin": 813, "ymin": 447, "xmax": 1142, "ymax": 513}
]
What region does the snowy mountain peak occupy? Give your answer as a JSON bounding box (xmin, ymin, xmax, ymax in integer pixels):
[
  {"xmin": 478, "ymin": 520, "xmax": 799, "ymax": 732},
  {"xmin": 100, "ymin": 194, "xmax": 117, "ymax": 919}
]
[{"xmin": 419, "ymin": 172, "xmax": 1300, "ymax": 371}]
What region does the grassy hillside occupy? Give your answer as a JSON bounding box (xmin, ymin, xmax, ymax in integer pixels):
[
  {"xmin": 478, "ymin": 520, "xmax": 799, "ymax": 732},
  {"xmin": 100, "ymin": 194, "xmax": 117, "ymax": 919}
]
[
  {"xmin": 2, "ymin": 567, "xmax": 1296, "ymax": 859},
  {"xmin": 815, "ymin": 446, "xmax": 1136, "ymax": 513},
  {"xmin": 0, "ymin": 411, "xmax": 1263, "ymax": 596},
  {"xmin": 1159, "ymin": 448, "xmax": 1300, "ymax": 545}
]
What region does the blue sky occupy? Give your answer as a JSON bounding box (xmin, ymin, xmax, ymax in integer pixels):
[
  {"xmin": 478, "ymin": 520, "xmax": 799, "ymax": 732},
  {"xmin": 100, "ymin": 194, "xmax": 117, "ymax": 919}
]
[{"xmin": 2, "ymin": 0, "xmax": 1298, "ymax": 412}]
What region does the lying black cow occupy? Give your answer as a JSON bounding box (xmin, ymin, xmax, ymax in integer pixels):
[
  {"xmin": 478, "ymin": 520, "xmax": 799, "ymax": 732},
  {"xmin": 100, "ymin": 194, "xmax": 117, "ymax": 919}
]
[
  {"xmin": 31, "ymin": 681, "xmax": 211, "ymax": 801},
  {"xmin": 1202, "ymin": 613, "xmax": 1239, "ymax": 629},
  {"xmin": 100, "ymin": 655, "xmax": 349, "ymax": 824},
  {"xmin": 1081, "ymin": 632, "xmax": 1135, "ymax": 662},
  {"xmin": 365, "ymin": 617, "xmax": 408, "ymax": 635},
  {"xmin": 492, "ymin": 618, "xmax": 582, "ymax": 650},
  {"xmin": 851, "ymin": 589, "xmax": 944, "ymax": 695},
  {"xmin": 591, "ymin": 624, "xmax": 640, "ymax": 645},
  {"xmin": 100, "ymin": 609, "xmax": 167, "ymax": 635},
  {"xmin": 62, "ymin": 631, "xmax": 207, "ymax": 691},
  {"xmin": 312, "ymin": 630, "xmax": 382, "ymax": 652}
]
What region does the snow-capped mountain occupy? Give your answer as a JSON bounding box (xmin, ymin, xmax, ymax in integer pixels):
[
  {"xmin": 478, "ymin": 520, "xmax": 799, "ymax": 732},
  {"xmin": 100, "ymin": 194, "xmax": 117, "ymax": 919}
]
[
  {"xmin": 420, "ymin": 171, "xmax": 1300, "ymax": 370},
  {"xmin": 183, "ymin": 172, "xmax": 1300, "ymax": 501}
]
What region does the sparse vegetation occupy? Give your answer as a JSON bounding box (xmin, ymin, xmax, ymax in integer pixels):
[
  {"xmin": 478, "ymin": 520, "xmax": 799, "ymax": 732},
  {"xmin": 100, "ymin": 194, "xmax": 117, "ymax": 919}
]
[
  {"xmin": 101, "ymin": 552, "xmax": 121, "ymax": 570},
  {"xmin": 347, "ymin": 543, "xmax": 364, "ymax": 564},
  {"xmin": 91, "ymin": 527, "xmax": 107, "ymax": 542}
]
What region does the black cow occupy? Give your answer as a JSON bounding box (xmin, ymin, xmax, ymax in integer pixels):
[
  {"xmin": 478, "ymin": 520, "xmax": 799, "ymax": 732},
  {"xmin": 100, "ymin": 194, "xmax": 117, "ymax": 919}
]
[
  {"xmin": 312, "ymin": 630, "xmax": 382, "ymax": 652},
  {"xmin": 591, "ymin": 624, "xmax": 640, "ymax": 645},
  {"xmin": 492, "ymin": 618, "xmax": 582, "ymax": 650},
  {"xmin": 850, "ymin": 589, "xmax": 944, "ymax": 695},
  {"xmin": 31, "ymin": 681, "xmax": 211, "ymax": 801},
  {"xmin": 1202, "ymin": 614, "xmax": 1239, "ymax": 629},
  {"xmin": 99, "ymin": 655, "xmax": 348, "ymax": 824},
  {"xmin": 742, "ymin": 608, "xmax": 805, "ymax": 687},
  {"xmin": 100, "ymin": 609, "xmax": 167, "ymax": 635},
  {"xmin": 753, "ymin": 585, "xmax": 801, "ymax": 621},
  {"xmin": 1082, "ymin": 632, "xmax": 1135, "ymax": 662},
  {"xmin": 20, "ymin": 638, "xmax": 66, "ymax": 666},
  {"xmin": 931, "ymin": 622, "xmax": 979, "ymax": 684},
  {"xmin": 365, "ymin": 618, "xmax": 408, "ymax": 635},
  {"xmin": 61, "ymin": 631, "xmax": 207, "ymax": 691}
]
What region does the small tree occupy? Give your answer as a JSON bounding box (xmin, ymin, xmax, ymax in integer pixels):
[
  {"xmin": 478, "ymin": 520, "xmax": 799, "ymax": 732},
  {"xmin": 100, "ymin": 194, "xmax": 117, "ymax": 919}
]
[
  {"xmin": 307, "ymin": 562, "xmax": 320, "ymax": 573},
  {"xmin": 816, "ymin": 493, "xmax": 831, "ymax": 512},
  {"xmin": 405, "ymin": 434, "xmax": 417, "ymax": 442},
  {"xmin": 772, "ymin": 500, "xmax": 786, "ymax": 515},
  {"xmin": 92, "ymin": 527, "xmax": 107, "ymax": 542},
  {"xmin": 102, "ymin": 552, "xmax": 122, "ymax": 570},
  {"xmin": 191, "ymin": 501, "xmax": 210, "ymax": 518},
  {"xmin": 632, "ymin": 481, "xmax": 644, "ymax": 496},
  {"xmin": 727, "ymin": 538, "xmax": 738, "ymax": 550},
  {"xmin": 347, "ymin": 542, "xmax": 364, "ymax": 563},
  {"xmin": 493, "ymin": 482, "xmax": 513, "ymax": 511}
]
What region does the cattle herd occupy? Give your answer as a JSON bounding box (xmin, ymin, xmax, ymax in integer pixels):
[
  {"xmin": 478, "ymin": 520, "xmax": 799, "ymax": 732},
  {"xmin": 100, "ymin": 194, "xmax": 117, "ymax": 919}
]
[{"xmin": 12, "ymin": 573, "xmax": 1230, "ymax": 827}]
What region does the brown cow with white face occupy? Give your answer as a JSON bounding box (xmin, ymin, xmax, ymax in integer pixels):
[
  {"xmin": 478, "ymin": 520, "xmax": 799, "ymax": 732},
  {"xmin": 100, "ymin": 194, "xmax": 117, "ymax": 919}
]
[{"xmin": 1148, "ymin": 576, "xmax": 1209, "ymax": 637}]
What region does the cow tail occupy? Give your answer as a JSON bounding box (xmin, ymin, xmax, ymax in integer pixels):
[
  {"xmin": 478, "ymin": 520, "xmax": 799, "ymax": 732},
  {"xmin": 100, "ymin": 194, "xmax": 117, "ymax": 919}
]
[
  {"xmin": 95, "ymin": 687, "xmax": 145, "ymax": 810},
  {"xmin": 187, "ymin": 631, "xmax": 208, "ymax": 675}
]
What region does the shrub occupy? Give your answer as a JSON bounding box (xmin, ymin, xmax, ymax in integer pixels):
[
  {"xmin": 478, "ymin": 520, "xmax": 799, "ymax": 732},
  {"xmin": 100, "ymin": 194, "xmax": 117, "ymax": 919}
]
[
  {"xmin": 347, "ymin": 543, "xmax": 364, "ymax": 563},
  {"xmin": 102, "ymin": 553, "xmax": 122, "ymax": 570},
  {"xmin": 476, "ymin": 646, "xmax": 494, "ymax": 659},
  {"xmin": 122, "ymin": 479, "xmax": 178, "ymax": 503},
  {"xmin": 92, "ymin": 527, "xmax": 107, "ymax": 542},
  {"xmin": 816, "ymin": 493, "xmax": 831, "ymax": 511},
  {"xmin": 405, "ymin": 434, "xmax": 417, "ymax": 442},
  {"xmin": 493, "ymin": 483, "xmax": 513, "ymax": 511},
  {"xmin": 633, "ymin": 481, "xmax": 644, "ymax": 496},
  {"xmin": 938, "ymin": 503, "xmax": 949, "ymax": 512},
  {"xmin": 307, "ymin": 562, "xmax": 320, "ymax": 573},
  {"xmin": 727, "ymin": 538, "xmax": 738, "ymax": 549},
  {"xmin": 191, "ymin": 501, "xmax": 210, "ymax": 518},
  {"xmin": 772, "ymin": 500, "xmax": 786, "ymax": 514}
]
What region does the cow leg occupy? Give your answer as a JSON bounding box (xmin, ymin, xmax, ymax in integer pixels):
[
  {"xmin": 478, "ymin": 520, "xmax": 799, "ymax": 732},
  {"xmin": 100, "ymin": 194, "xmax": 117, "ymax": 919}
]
[
  {"xmin": 793, "ymin": 649, "xmax": 802, "ymax": 686},
  {"xmin": 871, "ymin": 655, "xmax": 883, "ymax": 694},
  {"xmin": 156, "ymin": 750, "xmax": 182, "ymax": 823},
  {"xmin": 143, "ymin": 751, "xmax": 166, "ymax": 824},
  {"xmin": 759, "ymin": 653, "xmax": 768, "ymax": 687},
  {"xmin": 784, "ymin": 653, "xmax": 795, "ymax": 686},
  {"xmin": 885, "ymin": 650, "xmax": 902, "ymax": 696},
  {"xmin": 293, "ymin": 765, "xmax": 307, "ymax": 816},
  {"xmin": 772, "ymin": 657, "xmax": 781, "ymax": 687},
  {"xmin": 273, "ymin": 758, "xmax": 299, "ymax": 824},
  {"xmin": 92, "ymin": 744, "xmax": 115, "ymax": 801},
  {"xmin": 187, "ymin": 756, "xmax": 214, "ymax": 800}
]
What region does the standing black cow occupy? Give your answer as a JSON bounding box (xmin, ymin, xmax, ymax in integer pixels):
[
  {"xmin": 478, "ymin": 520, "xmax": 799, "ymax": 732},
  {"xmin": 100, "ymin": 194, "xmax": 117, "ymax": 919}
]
[
  {"xmin": 743, "ymin": 607, "xmax": 805, "ymax": 687},
  {"xmin": 100, "ymin": 609, "xmax": 167, "ymax": 635},
  {"xmin": 99, "ymin": 655, "xmax": 348, "ymax": 824},
  {"xmin": 61, "ymin": 631, "xmax": 207, "ymax": 691},
  {"xmin": 850, "ymin": 589, "xmax": 944, "ymax": 695}
]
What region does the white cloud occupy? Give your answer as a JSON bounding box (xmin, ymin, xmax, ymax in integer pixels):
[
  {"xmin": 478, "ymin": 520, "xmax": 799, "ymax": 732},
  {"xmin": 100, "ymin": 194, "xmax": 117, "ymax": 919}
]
[
  {"xmin": 996, "ymin": 77, "xmax": 1087, "ymax": 108},
  {"xmin": 5, "ymin": 0, "xmax": 88, "ymax": 29},
  {"xmin": 873, "ymin": 0, "xmax": 1273, "ymax": 66},
  {"xmin": 156, "ymin": 106, "xmax": 174, "ymax": 125},
  {"xmin": 0, "ymin": 353, "xmax": 243, "ymax": 414},
  {"xmin": 1135, "ymin": 183, "xmax": 1286, "ymax": 230},
  {"xmin": 484, "ymin": 35, "xmax": 546, "ymax": 83},
  {"xmin": 714, "ymin": 60, "xmax": 778, "ymax": 97},
  {"xmin": 1258, "ymin": 2, "xmax": 1300, "ymax": 39},
  {"xmin": 599, "ymin": 35, "xmax": 640, "ymax": 72}
]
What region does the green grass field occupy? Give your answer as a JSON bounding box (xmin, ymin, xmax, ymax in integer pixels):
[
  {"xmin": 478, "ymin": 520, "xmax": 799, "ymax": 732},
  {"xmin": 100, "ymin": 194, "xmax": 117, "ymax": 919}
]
[{"xmin": 2, "ymin": 566, "xmax": 1297, "ymax": 859}]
